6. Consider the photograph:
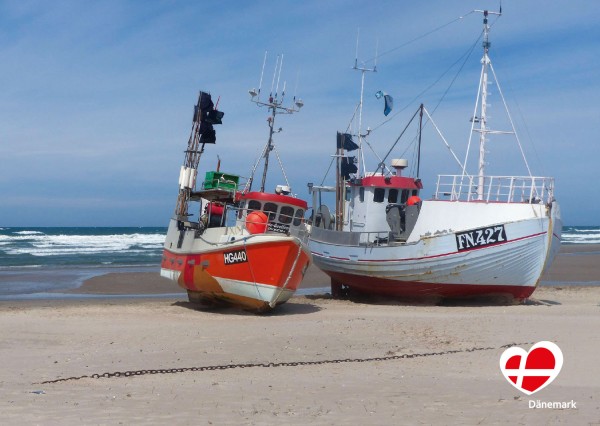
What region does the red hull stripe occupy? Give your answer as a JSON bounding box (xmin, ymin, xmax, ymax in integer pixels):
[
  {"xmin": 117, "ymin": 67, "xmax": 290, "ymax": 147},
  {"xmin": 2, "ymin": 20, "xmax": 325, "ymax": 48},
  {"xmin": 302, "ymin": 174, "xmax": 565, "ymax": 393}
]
[
  {"xmin": 312, "ymin": 231, "xmax": 546, "ymax": 263},
  {"xmin": 328, "ymin": 271, "xmax": 535, "ymax": 299}
]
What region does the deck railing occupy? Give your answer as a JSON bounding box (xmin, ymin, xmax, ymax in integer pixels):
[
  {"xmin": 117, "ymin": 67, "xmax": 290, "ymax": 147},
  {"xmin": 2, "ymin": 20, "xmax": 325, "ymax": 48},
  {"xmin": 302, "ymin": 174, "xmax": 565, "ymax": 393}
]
[
  {"xmin": 434, "ymin": 175, "xmax": 555, "ymax": 204},
  {"xmin": 309, "ymin": 226, "xmax": 394, "ymax": 247}
]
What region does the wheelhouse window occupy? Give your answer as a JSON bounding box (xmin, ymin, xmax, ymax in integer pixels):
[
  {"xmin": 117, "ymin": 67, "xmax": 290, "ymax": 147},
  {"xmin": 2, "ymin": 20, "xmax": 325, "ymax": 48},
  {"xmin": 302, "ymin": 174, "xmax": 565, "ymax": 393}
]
[
  {"xmin": 263, "ymin": 202, "xmax": 278, "ymax": 221},
  {"xmin": 279, "ymin": 206, "xmax": 294, "ymax": 224},
  {"xmin": 248, "ymin": 200, "xmax": 261, "ymax": 212},
  {"xmin": 293, "ymin": 209, "xmax": 304, "ymax": 226},
  {"xmin": 388, "ymin": 189, "xmax": 398, "ymax": 203},
  {"xmin": 374, "ymin": 188, "xmax": 385, "ymax": 203},
  {"xmin": 401, "ymin": 189, "xmax": 410, "ymax": 204}
]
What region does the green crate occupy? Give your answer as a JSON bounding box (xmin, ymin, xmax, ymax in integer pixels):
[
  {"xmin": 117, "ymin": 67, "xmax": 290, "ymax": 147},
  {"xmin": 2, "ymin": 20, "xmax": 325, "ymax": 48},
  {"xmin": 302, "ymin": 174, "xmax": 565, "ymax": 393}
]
[{"xmin": 203, "ymin": 171, "xmax": 240, "ymax": 191}]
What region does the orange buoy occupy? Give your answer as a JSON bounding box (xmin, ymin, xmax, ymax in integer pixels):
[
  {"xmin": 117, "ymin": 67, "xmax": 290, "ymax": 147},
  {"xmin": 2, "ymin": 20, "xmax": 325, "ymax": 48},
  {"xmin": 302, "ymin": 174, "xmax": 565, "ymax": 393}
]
[
  {"xmin": 407, "ymin": 195, "xmax": 421, "ymax": 206},
  {"xmin": 245, "ymin": 211, "xmax": 268, "ymax": 234}
]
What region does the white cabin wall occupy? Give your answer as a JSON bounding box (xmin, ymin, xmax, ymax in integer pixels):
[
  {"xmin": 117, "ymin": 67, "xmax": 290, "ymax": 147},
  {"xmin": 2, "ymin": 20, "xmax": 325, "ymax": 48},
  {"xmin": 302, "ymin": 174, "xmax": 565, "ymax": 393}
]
[{"xmin": 344, "ymin": 186, "xmax": 394, "ymax": 233}]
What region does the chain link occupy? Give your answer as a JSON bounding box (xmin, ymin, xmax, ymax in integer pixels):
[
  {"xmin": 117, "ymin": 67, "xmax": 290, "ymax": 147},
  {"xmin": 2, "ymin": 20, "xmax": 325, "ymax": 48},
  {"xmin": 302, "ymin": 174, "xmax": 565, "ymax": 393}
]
[{"xmin": 38, "ymin": 342, "xmax": 531, "ymax": 384}]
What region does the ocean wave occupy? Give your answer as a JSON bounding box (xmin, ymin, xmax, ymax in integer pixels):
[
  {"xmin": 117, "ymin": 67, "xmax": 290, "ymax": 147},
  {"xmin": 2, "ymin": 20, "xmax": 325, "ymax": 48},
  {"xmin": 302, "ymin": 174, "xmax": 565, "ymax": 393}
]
[
  {"xmin": 1, "ymin": 233, "xmax": 165, "ymax": 256},
  {"xmin": 0, "ymin": 264, "xmax": 43, "ymax": 270},
  {"xmin": 5, "ymin": 248, "xmax": 162, "ymax": 257},
  {"xmin": 569, "ymin": 229, "xmax": 600, "ymax": 233},
  {"xmin": 0, "ymin": 228, "xmax": 166, "ymax": 268},
  {"xmin": 13, "ymin": 230, "xmax": 46, "ymax": 236},
  {"xmin": 561, "ymin": 233, "xmax": 600, "ymax": 244}
]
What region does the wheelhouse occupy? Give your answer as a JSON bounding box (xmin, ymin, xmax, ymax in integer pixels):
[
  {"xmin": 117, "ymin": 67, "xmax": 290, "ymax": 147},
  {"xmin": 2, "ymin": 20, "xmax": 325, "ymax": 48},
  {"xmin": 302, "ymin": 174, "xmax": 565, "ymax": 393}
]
[
  {"xmin": 344, "ymin": 174, "xmax": 422, "ymax": 233},
  {"xmin": 238, "ymin": 191, "xmax": 307, "ymax": 234}
]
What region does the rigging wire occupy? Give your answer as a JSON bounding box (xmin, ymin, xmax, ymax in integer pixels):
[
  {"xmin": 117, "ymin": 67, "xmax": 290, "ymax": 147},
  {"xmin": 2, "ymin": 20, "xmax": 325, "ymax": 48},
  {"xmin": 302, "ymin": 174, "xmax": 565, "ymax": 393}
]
[
  {"xmin": 319, "ymin": 103, "xmax": 360, "ymax": 186},
  {"xmin": 272, "ymin": 144, "xmax": 292, "ymax": 190},
  {"xmin": 320, "ymin": 29, "xmax": 480, "ymax": 183},
  {"xmin": 429, "ymin": 30, "xmax": 483, "ymax": 116},
  {"xmin": 371, "ymin": 28, "xmax": 484, "ymax": 133},
  {"xmin": 489, "ymin": 62, "xmax": 533, "ymax": 177},
  {"xmin": 320, "ymin": 156, "xmax": 336, "ymax": 186},
  {"xmin": 512, "ymin": 96, "xmax": 546, "ymax": 177},
  {"xmin": 318, "ymin": 12, "xmax": 505, "ymax": 185},
  {"xmin": 370, "ymin": 14, "xmax": 501, "ymax": 180},
  {"xmin": 481, "ymin": 25, "xmax": 546, "ymax": 178},
  {"xmin": 364, "ymin": 11, "xmax": 475, "ymax": 64}
]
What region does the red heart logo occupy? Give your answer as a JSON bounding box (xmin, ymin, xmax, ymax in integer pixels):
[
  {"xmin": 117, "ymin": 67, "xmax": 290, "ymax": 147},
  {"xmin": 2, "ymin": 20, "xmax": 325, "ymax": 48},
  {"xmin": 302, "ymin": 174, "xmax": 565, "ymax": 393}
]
[{"xmin": 499, "ymin": 341, "xmax": 563, "ymax": 395}]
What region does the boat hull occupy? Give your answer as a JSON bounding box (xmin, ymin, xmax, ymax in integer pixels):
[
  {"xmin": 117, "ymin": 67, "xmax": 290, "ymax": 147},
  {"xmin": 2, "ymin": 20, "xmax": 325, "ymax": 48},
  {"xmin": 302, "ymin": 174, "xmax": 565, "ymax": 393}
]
[
  {"xmin": 310, "ymin": 200, "xmax": 562, "ymax": 302},
  {"xmin": 161, "ymin": 219, "xmax": 311, "ymax": 311}
]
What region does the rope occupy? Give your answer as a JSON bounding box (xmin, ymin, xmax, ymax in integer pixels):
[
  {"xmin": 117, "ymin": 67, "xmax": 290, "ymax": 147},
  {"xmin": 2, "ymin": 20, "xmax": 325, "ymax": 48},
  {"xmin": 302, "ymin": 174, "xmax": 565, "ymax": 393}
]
[
  {"xmin": 243, "ymin": 237, "xmax": 264, "ymax": 302},
  {"xmin": 269, "ymin": 237, "xmax": 304, "ymax": 308}
]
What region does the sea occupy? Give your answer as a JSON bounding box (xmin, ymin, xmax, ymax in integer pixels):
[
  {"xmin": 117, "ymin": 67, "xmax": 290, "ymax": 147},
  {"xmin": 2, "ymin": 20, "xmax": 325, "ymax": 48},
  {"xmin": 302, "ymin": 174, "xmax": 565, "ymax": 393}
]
[
  {"xmin": 0, "ymin": 227, "xmax": 166, "ymax": 299},
  {"xmin": 0, "ymin": 226, "xmax": 598, "ymax": 299}
]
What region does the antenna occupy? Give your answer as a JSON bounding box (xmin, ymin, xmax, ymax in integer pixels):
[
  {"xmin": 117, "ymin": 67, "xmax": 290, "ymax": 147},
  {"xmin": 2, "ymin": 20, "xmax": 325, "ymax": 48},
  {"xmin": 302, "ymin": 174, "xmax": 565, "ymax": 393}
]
[
  {"xmin": 281, "ymin": 80, "xmax": 287, "ymax": 103},
  {"xmin": 275, "ymin": 54, "xmax": 283, "ymax": 100},
  {"xmin": 248, "ymin": 54, "xmax": 304, "ymax": 192},
  {"xmin": 293, "ymin": 70, "xmax": 300, "ymax": 102},
  {"xmin": 374, "ymin": 38, "xmax": 379, "ymax": 71},
  {"xmin": 354, "ymin": 28, "xmax": 360, "ymax": 69},
  {"xmin": 258, "ymin": 51, "xmax": 267, "ymax": 101},
  {"xmin": 270, "ymin": 54, "xmax": 279, "ymax": 97}
]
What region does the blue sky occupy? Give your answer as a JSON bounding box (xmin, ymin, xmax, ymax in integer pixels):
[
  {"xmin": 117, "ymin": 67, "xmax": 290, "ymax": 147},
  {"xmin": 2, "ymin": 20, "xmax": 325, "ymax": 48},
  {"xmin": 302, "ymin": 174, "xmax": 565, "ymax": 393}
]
[{"xmin": 1, "ymin": 0, "xmax": 598, "ymax": 226}]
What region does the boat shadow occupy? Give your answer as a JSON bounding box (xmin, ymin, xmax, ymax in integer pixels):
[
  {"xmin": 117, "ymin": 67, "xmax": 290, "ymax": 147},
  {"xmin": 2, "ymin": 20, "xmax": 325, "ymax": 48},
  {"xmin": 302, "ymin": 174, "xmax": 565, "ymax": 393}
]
[
  {"xmin": 171, "ymin": 300, "xmax": 322, "ymax": 316},
  {"xmin": 304, "ymin": 292, "xmax": 563, "ymax": 307}
]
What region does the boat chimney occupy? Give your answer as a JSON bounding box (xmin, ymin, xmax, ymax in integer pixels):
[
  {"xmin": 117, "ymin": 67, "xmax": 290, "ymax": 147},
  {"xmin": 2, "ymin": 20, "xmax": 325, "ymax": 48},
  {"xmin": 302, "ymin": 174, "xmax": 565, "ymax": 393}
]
[{"xmin": 391, "ymin": 159, "xmax": 408, "ymax": 176}]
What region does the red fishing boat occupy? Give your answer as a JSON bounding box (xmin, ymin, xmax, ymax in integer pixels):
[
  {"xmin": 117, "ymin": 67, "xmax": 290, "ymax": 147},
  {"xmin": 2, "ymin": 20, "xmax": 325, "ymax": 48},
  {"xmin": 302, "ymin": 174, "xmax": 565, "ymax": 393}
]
[{"xmin": 161, "ymin": 78, "xmax": 311, "ymax": 312}]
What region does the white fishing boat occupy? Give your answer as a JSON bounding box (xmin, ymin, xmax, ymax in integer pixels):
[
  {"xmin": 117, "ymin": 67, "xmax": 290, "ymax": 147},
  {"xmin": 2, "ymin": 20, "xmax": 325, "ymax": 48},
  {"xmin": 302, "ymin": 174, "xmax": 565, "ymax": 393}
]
[
  {"xmin": 161, "ymin": 65, "xmax": 311, "ymax": 312},
  {"xmin": 308, "ymin": 10, "xmax": 562, "ymax": 302}
]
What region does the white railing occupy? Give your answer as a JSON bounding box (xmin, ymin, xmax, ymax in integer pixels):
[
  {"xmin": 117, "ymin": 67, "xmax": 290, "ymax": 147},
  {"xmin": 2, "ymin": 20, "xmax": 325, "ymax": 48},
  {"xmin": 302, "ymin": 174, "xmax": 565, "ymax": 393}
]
[
  {"xmin": 434, "ymin": 175, "xmax": 555, "ymax": 204},
  {"xmin": 309, "ymin": 226, "xmax": 393, "ymax": 247}
]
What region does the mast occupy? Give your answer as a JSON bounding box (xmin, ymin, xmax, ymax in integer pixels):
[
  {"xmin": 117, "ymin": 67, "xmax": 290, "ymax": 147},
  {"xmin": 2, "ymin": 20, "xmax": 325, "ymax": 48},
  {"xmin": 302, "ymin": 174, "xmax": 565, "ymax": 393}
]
[
  {"xmin": 175, "ymin": 91, "xmax": 223, "ymax": 218},
  {"xmin": 248, "ymin": 53, "xmax": 304, "ymax": 193},
  {"xmin": 260, "ymin": 105, "xmax": 277, "ymax": 193},
  {"xmin": 333, "ymin": 35, "xmax": 376, "ymax": 230},
  {"xmin": 474, "ymin": 9, "xmax": 501, "ymax": 200},
  {"xmin": 353, "ymin": 39, "xmax": 377, "ymax": 177}
]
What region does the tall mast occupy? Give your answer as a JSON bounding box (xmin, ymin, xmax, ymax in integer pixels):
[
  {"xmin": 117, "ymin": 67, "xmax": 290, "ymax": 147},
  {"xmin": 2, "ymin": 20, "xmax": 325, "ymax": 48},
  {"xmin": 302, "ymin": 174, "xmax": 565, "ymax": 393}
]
[
  {"xmin": 474, "ymin": 9, "xmax": 501, "ymax": 200},
  {"xmin": 332, "ymin": 35, "xmax": 376, "ymax": 230},
  {"xmin": 248, "ymin": 52, "xmax": 304, "ymax": 193},
  {"xmin": 353, "ymin": 35, "xmax": 377, "ymax": 177}
]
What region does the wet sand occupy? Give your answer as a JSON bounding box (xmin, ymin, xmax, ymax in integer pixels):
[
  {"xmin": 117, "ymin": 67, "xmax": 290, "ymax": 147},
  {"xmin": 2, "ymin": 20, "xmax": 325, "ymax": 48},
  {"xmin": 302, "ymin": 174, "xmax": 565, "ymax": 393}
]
[
  {"xmin": 63, "ymin": 261, "xmax": 329, "ymax": 296},
  {"xmin": 1, "ymin": 245, "xmax": 599, "ymax": 424}
]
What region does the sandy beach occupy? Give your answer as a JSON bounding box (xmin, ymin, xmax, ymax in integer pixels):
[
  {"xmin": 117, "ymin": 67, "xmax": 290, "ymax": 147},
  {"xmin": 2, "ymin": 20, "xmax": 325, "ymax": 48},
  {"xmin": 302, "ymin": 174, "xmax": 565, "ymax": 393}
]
[{"xmin": 1, "ymin": 245, "xmax": 599, "ymax": 424}]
